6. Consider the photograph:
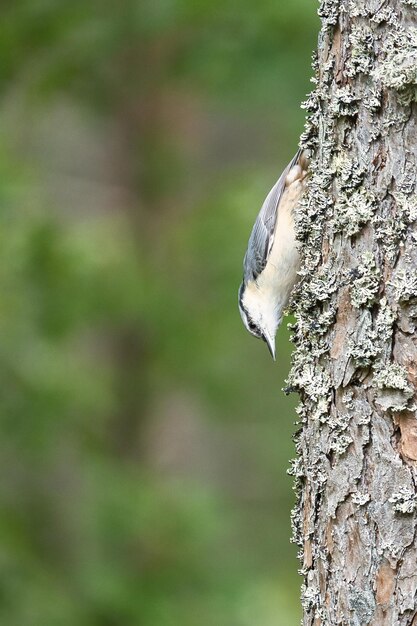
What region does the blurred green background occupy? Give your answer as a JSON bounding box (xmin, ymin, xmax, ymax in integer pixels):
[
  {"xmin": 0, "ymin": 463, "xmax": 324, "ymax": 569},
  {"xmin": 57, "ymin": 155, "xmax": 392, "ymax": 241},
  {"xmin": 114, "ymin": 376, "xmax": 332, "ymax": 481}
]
[{"xmin": 0, "ymin": 2, "xmax": 318, "ymax": 625}]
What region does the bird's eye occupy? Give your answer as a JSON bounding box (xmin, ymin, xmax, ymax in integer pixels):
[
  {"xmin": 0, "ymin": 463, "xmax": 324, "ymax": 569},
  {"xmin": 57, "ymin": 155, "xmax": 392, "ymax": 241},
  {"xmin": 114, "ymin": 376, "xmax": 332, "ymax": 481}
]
[{"xmin": 248, "ymin": 319, "xmax": 259, "ymax": 335}]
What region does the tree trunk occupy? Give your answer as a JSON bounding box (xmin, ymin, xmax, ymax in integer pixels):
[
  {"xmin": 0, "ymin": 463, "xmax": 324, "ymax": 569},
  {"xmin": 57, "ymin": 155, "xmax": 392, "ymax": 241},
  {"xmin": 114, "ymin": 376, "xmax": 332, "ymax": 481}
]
[{"xmin": 289, "ymin": 1, "xmax": 417, "ymax": 624}]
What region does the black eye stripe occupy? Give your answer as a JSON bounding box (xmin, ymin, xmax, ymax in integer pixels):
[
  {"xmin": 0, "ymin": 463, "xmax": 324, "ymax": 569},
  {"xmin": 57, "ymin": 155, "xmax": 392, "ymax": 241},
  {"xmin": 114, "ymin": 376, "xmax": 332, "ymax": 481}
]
[
  {"xmin": 240, "ymin": 302, "xmax": 255, "ymax": 330},
  {"xmin": 238, "ymin": 288, "xmax": 262, "ymax": 339},
  {"xmin": 247, "ymin": 318, "xmax": 262, "ymax": 338}
]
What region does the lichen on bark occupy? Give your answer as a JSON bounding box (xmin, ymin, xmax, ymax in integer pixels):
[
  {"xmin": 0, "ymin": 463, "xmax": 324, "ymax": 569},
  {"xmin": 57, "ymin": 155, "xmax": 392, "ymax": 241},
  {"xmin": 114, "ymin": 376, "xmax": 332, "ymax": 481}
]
[{"xmin": 288, "ymin": 0, "xmax": 417, "ymax": 624}]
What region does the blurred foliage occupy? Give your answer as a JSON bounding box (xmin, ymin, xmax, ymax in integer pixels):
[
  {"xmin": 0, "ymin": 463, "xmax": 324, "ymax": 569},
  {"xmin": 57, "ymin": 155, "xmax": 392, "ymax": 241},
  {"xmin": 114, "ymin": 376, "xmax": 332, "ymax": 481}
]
[{"xmin": 0, "ymin": 1, "xmax": 318, "ymax": 624}]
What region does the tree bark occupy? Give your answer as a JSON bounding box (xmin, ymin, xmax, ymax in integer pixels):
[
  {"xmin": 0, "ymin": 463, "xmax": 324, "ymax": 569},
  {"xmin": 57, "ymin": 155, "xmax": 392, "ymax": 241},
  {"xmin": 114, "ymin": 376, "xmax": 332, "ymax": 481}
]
[{"xmin": 289, "ymin": 1, "xmax": 417, "ymax": 624}]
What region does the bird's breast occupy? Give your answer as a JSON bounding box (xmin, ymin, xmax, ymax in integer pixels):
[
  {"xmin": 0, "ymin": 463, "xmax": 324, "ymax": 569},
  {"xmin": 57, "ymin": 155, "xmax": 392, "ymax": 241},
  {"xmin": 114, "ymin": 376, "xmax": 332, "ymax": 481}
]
[{"xmin": 257, "ymin": 176, "xmax": 305, "ymax": 310}]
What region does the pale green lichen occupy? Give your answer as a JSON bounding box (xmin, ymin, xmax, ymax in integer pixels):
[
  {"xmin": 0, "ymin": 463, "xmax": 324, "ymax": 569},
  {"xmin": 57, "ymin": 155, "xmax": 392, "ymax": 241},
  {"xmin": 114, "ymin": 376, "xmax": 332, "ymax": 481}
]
[
  {"xmin": 349, "ymin": 326, "xmax": 379, "ymax": 367},
  {"xmin": 375, "ymin": 392, "xmax": 412, "ymax": 412},
  {"xmin": 362, "ymin": 88, "xmax": 382, "ymax": 112},
  {"xmin": 329, "ymin": 432, "xmax": 353, "ymax": 456},
  {"xmin": 328, "ymin": 411, "xmax": 350, "ymax": 431},
  {"xmin": 350, "ymin": 252, "xmax": 381, "ymax": 308},
  {"xmin": 308, "ymin": 305, "xmax": 337, "ymax": 336},
  {"xmin": 393, "ymin": 192, "xmax": 417, "ymax": 222},
  {"xmin": 314, "ymin": 397, "xmax": 333, "ymax": 422},
  {"xmin": 328, "ymin": 410, "xmax": 354, "ymax": 458},
  {"xmin": 307, "ymin": 265, "xmax": 338, "ymax": 303},
  {"xmin": 390, "ymin": 268, "xmax": 417, "ymax": 302},
  {"xmin": 332, "ymin": 188, "xmax": 376, "ymax": 236},
  {"xmin": 373, "ymin": 363, "xmax": 411, "ymax": 392},
  {"xmin": 318, "ymin": 0, "xmax": 342, "ymax": 28},
  {"xmin": 295, "ymin": 162, "xmax": 333, "ymax": 260},
  {"xmin": 349, "ymin": 300, "xmax": 395, "ymax": 367},
  {"xmin": 375, "ymin": 298, "xmax": 395, "ymax": 339},
  {"xmin": 347, "ymin": 0, "xmax": 369, "ymax": 17},
  {"xmin": 314, "ymin": 608, "xmax": 329, "ymax": 625},
  {"xmin": 342, "ymin": 388, "xmax": 355, "ymax": 410},
  {"xmin": 373, "ymin": 363, "xmax": 414, "ymax": 412},
  {"xmin": 375, "ymin": 216, "xmax": 407, "ymax": 264},
  {"xmin": 351, "ymin": 492, "xmax": 370, "ymax": 506},
  {"xmin": 373, "ymin": 27, "xmax": 417, "ymax": 93},
  {"xmin": 329, "ymin": 86, "xmax": 359, "ymax": 116},
  {"xmin": 287, "ymin": 457, "xmax": 304, "ymax": 481},
  {"xmin": 288, "ymin": 306, "xmax": 336, "ymax": 367},
  {"xmin": 289, "ymin": 357, "xmax": 332, "ymax": 421},
  {"xmin": 389, "ymin": 488, "xmax": 417, "ymax": 514},
  {"xmin": 290, "ymin": 505, "xmax": 302, "ymax": 547},
  {"xmin": 346, "ymin": 24, "xmax": 374, "ymax": 78},
  {"xmin": 371, "ymin": 7, "xmax": 399, "ymax": 25},
  {"xmin": 374, "ymin": 191, "xmax": 417, "ymax": 263},
  {"xmin": 333, "ymin": 151, "xmax": 364, "ymax": 190},
  {"xmin": 301, "ymin": 584, "xmax": 320, "ymax": 611}
]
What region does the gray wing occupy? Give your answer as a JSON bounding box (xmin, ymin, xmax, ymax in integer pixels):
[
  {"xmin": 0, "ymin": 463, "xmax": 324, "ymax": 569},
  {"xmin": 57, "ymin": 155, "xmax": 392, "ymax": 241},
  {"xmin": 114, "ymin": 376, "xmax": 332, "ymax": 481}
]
[{"xmin": 243, "ymin": 149, "xmax": 301, "ymax": 282}]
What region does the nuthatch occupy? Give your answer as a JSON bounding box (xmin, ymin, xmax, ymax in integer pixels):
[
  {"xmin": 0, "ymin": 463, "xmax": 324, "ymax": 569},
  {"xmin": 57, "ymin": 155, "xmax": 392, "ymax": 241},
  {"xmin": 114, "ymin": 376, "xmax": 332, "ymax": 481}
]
[{"xmin": 238, "ymin": 149, "xmax": 308, "ymax": 359}]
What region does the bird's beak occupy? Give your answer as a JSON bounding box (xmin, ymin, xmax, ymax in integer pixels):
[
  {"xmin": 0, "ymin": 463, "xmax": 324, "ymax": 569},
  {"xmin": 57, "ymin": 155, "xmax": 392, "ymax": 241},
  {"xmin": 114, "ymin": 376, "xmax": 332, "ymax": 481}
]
[{"xmin": 263, "ymin": 332, "xmax": 276, "ymax": 361}]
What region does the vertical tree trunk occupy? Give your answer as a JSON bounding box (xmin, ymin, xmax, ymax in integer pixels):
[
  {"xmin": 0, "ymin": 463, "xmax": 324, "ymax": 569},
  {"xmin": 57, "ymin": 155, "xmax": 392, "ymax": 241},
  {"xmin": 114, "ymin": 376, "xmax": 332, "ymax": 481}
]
[{"xmin": 289, "ymin": 1, "xmax": 417, "ymax": 624}]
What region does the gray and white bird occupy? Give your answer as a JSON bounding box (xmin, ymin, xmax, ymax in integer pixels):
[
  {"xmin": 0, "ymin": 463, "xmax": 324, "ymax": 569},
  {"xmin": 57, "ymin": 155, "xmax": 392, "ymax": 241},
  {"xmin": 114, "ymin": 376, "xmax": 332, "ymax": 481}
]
[{"xmin": 238, "ymin": 149, "xmax": 308, "ymax": 359}]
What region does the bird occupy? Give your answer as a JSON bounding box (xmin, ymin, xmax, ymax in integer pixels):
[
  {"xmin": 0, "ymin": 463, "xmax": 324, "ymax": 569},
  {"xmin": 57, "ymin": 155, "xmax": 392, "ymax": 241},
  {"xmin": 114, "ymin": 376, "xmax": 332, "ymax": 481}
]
[{"xmin": 238, "ymin": 149, "xmax": 309, "ymax": 360}]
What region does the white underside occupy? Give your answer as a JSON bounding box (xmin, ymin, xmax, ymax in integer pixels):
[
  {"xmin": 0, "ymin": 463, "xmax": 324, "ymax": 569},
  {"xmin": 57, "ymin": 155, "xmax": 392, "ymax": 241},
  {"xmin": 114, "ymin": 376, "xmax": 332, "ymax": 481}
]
[{"xmin": 242, "ymin": 173, "xmax": 305, "ymax": 341}]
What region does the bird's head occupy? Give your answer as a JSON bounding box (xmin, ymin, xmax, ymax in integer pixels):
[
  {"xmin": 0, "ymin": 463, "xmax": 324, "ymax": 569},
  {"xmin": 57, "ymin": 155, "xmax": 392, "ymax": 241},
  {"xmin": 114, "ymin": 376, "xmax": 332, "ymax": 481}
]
[{"xmin": 238, "ymin": 281, "xmax": 278, "ymax": 360}]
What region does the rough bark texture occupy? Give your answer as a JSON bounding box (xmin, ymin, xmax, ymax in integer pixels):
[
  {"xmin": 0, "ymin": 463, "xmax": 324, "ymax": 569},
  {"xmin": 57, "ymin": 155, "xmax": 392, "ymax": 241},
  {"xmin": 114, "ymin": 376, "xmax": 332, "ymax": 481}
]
[{"xmin": 288, "ymin": 1, "xmax": 417, "ymax": 624}]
